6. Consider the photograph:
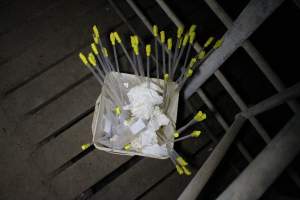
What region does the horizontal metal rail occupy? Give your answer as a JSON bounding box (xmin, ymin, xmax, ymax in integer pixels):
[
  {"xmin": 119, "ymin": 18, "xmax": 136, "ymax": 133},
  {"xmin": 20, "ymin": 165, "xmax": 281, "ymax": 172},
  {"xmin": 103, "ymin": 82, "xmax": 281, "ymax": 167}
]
[
  {"xmin": 189, "ymin": 0, "xmax": 300, "ymax": 191},
  {"xmin": 241, "ymin": 82, "xmax": 300, "ymax": 118},
  {"xmin": 151, "ymin": 0, "xmax": 202, "ymax": 52},
  {"xmin": 183, "ymin": 0, "xmax": 285, "ymax": 99},
  {"xmin": 127, "ymin": 0, "xmax": 254, "ymax": 163},
  {"xmin": 154, "ymin": 0, "xmax": 290, "ymax": 167},
  {"xmin": 214, "ymin": 71, "xmax": 271, "ymax": 142},
  {"xmin": 154, "ymin": 0, "xmax": 274, "ymax": 142},
  {"xmin": 196, "ymin": 89, "xmax": 253, "ymax": 162},
  {"xmin": 155, "ymin": 0, "xmax": 300, "ymax": 196},
  {"xmin": 126, "ymin": 0, "xmax": 300, "ymax": 196},
  {"xmin": 154, "ymin": 1, "xmax": 300, "ymax": 188},
  {"xmin": 178, "ymin": 115, "xmax": 247, "ymax": 200},
  {"xmin": 204, "ymin": 0, "xmax": 300, "ymax": 113},
  {"xmin": 152, "ymin": 0, "xmax": 300, "ymax": 187},
  {"xmin": 179, "ymin": 82, "xmax": 300, "ymax": 200},
  {"xmin": 154, "ymin": 0, "xmax": 257, "ymax": 160},
  {"xmin": 217, "ymin": 114, "xmax": 300, "ymax": 200},
  {"xmin": 203, "ymin": 0, "xmax": 300, "ymax": 187}
]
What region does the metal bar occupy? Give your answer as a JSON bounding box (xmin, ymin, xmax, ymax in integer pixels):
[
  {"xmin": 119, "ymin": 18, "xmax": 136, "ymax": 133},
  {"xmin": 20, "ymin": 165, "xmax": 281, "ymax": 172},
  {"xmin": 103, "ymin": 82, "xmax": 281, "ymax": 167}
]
[
  {"xmin": 178, "ymin": 115, "xmax": 247, "ymax": 200},
  {"xmin": 154, "ymin": 0, "xmax": 286, "ymax": 157},
  {"xmin": 185, "ymin": 101, "xmax": 245, "ymax": 175},
  {"xmin": 127, "ymin": 0, "xmax": 300, "ymax": 190},
  {"xmin": 196, "ymin": 89, "xmax": 253, "ymax": 162},
  {"xmin": 126, "ymin": 0, "xmax": 152, "ymax": 32},
  {"xmin": 154, "ymin": 0, "xmax": 270, "ymax": 140},
  {"xmin": 183, "ymin": 0, "xmax": 284, "ymax": 99},
  {"xmin": 155, "ymin": 0, "xmax": 300, "ymax": 195},
  {"xmin": 214, "ymin": 60, "xmax": 300, "ymax": 186},
  {"xmin": 197, "ymin": 89, "xmax": 229, "ymax": 130},
  {"xmin": 204, "ymin": 0, "xmax": 300, "ymax": 113},
  {"xmin": 215, "ymin": 71, "xmax": 271, "ymax": 142},
  {"xmin": 131, "ymin": 1, "xmax": 300, "ymax": 193},
  {"xmin": 155, "ymin": 0, "xmax": 255, "ymax": 162},
  {"xmin": 217, "ymin": 114, "xmax": 300, "ymax": 200},
  {"xmin": 241, "ymin": 82, "xmax": 300, "ymax": 118},
  {"xmin": 205, "ymin": 0, "xmax": 300, "ymax": 188},
  {"xmin": 156, "ymin": 0, "xmax": 274, "ymax": 160},
  {"xmin": 155, "ymin": 0, "xmax": 202, "ymax": 52},
  {"xmin": 201, "ymin": 0, "xmax": 300, "ymax": 185},
  {"xmin": 128, "ymin": 0, "xmax": 254, "ymax": 163},
  {"xmin": 125, "ymin": 0, "xmax": 256, "ymax": 181}
]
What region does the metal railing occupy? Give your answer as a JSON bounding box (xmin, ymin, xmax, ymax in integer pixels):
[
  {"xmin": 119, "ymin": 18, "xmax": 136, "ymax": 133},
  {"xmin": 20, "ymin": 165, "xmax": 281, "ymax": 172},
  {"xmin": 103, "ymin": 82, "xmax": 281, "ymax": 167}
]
[
  {"xmin": 118, "ymin": 0, "xmax": 300, "ymax": 199},
  {"xmin": 179, "ymin": 82, "xmax": 300, "ymax": 199}
]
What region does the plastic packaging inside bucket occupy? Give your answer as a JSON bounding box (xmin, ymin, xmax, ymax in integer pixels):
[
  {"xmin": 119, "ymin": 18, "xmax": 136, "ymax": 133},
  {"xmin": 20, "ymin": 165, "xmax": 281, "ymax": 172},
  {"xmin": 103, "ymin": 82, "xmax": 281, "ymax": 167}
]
[{"xmin": 92, "ymin": 72, "xmax": 179, "ymax": 159}]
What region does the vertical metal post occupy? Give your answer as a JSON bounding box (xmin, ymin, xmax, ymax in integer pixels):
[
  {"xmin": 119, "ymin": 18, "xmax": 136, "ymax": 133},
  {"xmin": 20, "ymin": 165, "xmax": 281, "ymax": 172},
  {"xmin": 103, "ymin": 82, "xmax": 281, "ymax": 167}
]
[
  {"xmin": 159, "ymin": 0, "xmax": 300, "ymax": 183},
  {"xmin": 183, "ymin": 0, "xmax": 284, "ymax": 99},
  {"xmin": 124, "ymin": 0, "xmax": 300, "ymax": 195},
  {"xmin": 154, "ymin": 0, "xmax": 278, "ymax": 142},
  {"xmin": 196, "ymin": 89, "xmax": 229, "ymax": 130},
  {"xmin": 154, "ymin": 0, "xmax": 202, "ymax": 52},
  {"xmin": 155, "ymin": 0, "xmax": 284, "ymax": 165},
  {"xmin": 127, "ymin": 0, "xmax": 254, "ymax": 163},
  {"xmin": 178, "ymin": 116, "xmax": 247, "ymax": 200},
  {"xmin": 126, "ymin": 0, "xmax": 152, "ymax": 32},
  {"xmin": 180, "ymin": 84, "xmax": 300, "ymax": 199},
  {"xmin": 204, "ymin": 0, "xmax": 300, "ymax": 113},
  {"xmin": 214, "ymin": 71, "xmax": 271, "ymax": 142},
  {"xmin": 217, "ymin": 115, "xmax": 300, "ymax": 200},
  {"xmin": 196, "ymin": 89, "xmax": 252, "ymax": 162},
  {"xmin": 202, "ymin": 0, "xmax": 300, "ymax": 186},
  {"xmin": 241, "ymin": 82, "xmax": 300, "ymax": 118}
]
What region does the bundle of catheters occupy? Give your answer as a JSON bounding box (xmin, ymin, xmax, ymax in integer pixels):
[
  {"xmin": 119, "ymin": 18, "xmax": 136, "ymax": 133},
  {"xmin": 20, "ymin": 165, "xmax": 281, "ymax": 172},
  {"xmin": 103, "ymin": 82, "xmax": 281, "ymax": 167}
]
[{"xmin": 79, "ymin": 24, "xmax": 223, "ymax": 176}]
